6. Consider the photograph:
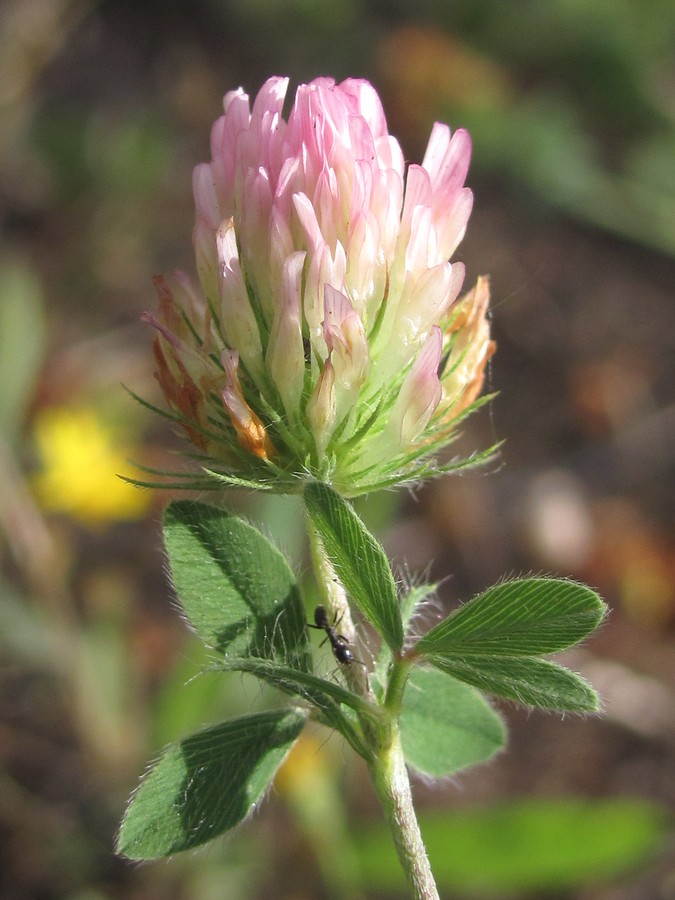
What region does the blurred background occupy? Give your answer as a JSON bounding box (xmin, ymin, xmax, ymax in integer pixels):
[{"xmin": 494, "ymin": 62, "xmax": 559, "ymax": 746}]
[{"xmin": 1, "ymin": 0, "xmax": 674, "ymax": 897}]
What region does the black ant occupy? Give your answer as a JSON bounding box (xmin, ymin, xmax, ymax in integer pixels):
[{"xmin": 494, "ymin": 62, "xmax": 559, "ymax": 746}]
[{"xmin": 307, "ymin": 604, "xmax": 354, "ymax": 665}]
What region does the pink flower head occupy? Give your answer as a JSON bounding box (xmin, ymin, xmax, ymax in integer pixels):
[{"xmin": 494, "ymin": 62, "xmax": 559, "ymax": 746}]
[{"xmin": 144, "ymin": 76, "xmax": 494, "ymax": 495}]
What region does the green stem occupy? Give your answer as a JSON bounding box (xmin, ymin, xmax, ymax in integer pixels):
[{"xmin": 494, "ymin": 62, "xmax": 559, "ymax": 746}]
[
  {"xmin": 305, "ymin": 509, "xmax": 438, "ymax": 899},
  {"xmin": 384, "ymin": 658, "xmax": 414, "ymax": 717},
  {"xmin": 307, "ymin": 521, "xmax": 355, "ymax": 643},
  {"xmin": 369, "ymin": 729, "xmax": 440, "ymax": 900}
]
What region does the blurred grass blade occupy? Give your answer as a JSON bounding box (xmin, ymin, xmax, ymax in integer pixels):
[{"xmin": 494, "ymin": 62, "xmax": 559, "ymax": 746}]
[
  {"xmin": 0, "ymin": 257, "xmax": 46, "ymax": 444},
  {"xmin": 304, "ymin": 481, "xmax": 403, "ymax": 652},
  {"xmin": 118, "ymin": 708, "xmax": 307, "ymax": 859},
  {"xmin": 355, "ymin": 798, "xmax": 669, "ymax": 894}
]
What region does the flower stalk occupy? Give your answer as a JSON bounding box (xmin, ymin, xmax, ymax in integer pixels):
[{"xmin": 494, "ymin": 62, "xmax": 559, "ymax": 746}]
[
  {"xmin": 307, "ymin": 513, "xmax": 435, "ymax": 897},
  {"xmin": 369, "ymin": 730, "xmax": 440, "ymax": 900}
]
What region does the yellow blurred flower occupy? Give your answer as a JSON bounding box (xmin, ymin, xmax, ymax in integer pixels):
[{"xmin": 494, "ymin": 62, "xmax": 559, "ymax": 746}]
[
  {"xmin": 31, "ymin": 406, "xmax": 151, "ymax": 526},
  {"xmin": 274, "ymin": 731, "xmax": 331, "ymax": 798}
]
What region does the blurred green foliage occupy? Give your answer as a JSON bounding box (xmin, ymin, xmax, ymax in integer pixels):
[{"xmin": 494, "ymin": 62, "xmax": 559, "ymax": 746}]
[
  {"xmin": 355, "ymin": 797, "xmax": 670, "ymax": 895},
  {"xmin": 0, "ymin": 257, "xmax": 47, "ymax": 444}
]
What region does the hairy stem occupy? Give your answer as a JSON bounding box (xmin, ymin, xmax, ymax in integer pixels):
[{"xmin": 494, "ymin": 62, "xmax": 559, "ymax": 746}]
[
  {"xmin": 307, "ymin": 523, "xmax": 356, "ymax": 644},
  {"xmin": 306, "ymin": 514, "xmax": 438, "ymax": 898},
  {"xmin": 307, "ymin": 523, "xmax": 370, "ymax": 697},
  {"xmin": 384, "ymin": 658, "xmax": 414, "ymax": 717},
  {"xmin": 369, "ymin": 730, "xmax": 439, "ymax": 900}
]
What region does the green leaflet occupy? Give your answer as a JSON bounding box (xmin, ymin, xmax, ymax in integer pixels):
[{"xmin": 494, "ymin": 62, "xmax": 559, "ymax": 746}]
[
  {"xmin": 164, "ymin": 501, "xmax": 310, "ymax": 669},
  {"xmin": 413, "ymin": 578, "xmax": 605, "ymax": 712},
  {"xmin": 304, "ymin": 482, "xmax": 403, "ymax": 653},
  {"xmin": 117, "ymin": 708, "xmax": 307, "ymax": 859},
  {"xmin": 400, "ymin": 667, "xmax": 506, "ymax": 777},
  {"xmin": 212, "ymin": 656, "xmax": 377, "ymax": 760},
  {"xmin": 416, "ymin": 578, "xmax": 606, "ymax": 658},
  {"xmin": 213, "ymin": 656, "xmax": 368, "ymax": 715},
  {"xmin": 425, "ymin": 655, "xmax": 600, "ymax": 712}
]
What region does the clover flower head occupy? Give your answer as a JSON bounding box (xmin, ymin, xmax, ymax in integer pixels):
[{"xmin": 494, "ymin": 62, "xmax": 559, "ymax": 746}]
[{"xmin": 144, "ymin": 76, "xmax": 495, "ymax": 496}]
